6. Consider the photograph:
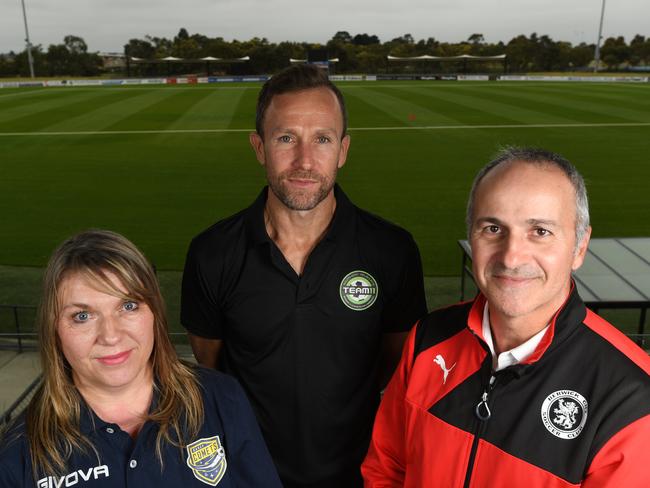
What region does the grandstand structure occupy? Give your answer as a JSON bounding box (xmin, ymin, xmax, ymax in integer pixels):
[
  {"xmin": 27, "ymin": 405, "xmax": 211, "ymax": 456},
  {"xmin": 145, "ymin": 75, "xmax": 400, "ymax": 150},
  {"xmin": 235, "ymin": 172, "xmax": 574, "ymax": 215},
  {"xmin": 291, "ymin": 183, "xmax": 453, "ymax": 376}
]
[
  {"xmin": 125, "ymin": 55, "xmax": 251, "ymax": 76},
  {"xmin": 387, "ymin": 53, "xmax": 507, "ymax": 74}
]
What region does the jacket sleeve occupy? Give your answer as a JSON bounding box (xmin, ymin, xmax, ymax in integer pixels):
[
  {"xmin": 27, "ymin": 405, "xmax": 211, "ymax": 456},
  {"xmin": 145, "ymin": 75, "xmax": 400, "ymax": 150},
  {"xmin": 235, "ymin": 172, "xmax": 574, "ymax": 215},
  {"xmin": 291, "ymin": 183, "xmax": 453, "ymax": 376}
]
[
  {"xmin": 582, "ymin": 414, "xmax": 650, "ymax": 487},
  {"xmin": 361, "ymin": 326, "xmax": 417, "ymax": 487}
]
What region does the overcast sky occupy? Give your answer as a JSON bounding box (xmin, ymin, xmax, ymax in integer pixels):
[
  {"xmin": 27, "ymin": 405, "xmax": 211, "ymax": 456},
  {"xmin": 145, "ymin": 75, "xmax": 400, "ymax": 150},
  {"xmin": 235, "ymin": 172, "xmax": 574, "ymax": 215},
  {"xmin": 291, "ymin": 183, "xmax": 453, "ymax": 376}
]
[{"xmin": 1, "ymin": 0, "xmax": 648, "ymax": 53}]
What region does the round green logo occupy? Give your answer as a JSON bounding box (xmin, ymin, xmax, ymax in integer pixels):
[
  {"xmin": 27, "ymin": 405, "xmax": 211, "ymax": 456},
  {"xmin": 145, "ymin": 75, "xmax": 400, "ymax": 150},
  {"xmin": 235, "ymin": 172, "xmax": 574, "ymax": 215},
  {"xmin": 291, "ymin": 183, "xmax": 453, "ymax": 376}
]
[{"xmin": 339, "ymin": 270, "xmax": 379, "ymax": 311}]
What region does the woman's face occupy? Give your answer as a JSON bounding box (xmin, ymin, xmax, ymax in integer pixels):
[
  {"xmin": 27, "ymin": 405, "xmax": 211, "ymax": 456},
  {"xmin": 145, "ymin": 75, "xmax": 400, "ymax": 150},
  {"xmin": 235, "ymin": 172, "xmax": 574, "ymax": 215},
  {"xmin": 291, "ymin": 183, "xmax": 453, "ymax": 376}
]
[{"xmin": 56, "ymin": 271, "xmax": 155, "ymax": 395}]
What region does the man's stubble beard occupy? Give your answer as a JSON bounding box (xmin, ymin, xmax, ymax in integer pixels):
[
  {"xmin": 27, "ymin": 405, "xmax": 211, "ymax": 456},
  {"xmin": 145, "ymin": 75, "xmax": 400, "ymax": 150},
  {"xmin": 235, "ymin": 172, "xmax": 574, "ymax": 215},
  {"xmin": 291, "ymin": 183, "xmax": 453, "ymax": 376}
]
[{"xmin": 268, "ymin": 169, "xmax": 337, "ymax": 211}]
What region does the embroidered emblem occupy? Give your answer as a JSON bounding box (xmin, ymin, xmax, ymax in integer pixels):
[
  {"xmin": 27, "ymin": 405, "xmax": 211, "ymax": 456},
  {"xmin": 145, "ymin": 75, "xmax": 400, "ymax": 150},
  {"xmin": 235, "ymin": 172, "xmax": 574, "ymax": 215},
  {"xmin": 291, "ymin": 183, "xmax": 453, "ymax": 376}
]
[
  {"xmin": 186, "ymin": 436, "xmax": 227, "ymax": 486},
  {"xmin": 433, "ymin": 354, "xmax": 456, "ymax": 384},
  {"xmin": 339, "ymin": 271, "xmax": 379, "ymax": 311},
  {"xmin": 541, "ymin": 390, "xmax": 588, "ymax": 439}
]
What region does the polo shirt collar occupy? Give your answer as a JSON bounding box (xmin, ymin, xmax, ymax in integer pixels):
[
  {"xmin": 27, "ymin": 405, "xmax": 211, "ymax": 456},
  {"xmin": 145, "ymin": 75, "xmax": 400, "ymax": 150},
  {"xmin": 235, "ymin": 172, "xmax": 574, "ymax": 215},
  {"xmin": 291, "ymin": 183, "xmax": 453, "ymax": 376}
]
[
  {"xmin": 246, "ymin": 186, "xmax": 272, "ymax": 245},
  {"xmin": 245, "ymin": 184, "xmax": 354, "ymax": 246},
  {"xmin": 78, "ymin": 385, "xmax": 160, "ymax": 434},
  {"xmin": 326, "ymin": 184, "xmax": 355, "ymax": 242},
  {"xmin": 79, "ymin": 400, "xmax": 109, "ymax": 435}
]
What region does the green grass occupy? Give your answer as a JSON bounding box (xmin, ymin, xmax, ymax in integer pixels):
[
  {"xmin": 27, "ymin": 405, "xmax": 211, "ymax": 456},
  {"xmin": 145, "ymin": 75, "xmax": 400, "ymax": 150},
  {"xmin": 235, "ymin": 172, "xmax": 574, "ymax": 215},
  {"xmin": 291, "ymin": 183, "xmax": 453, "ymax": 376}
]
[
  {"xmin": 1, "ymin": 81, "xmax": 649, "ymax": 274},
  {"xmin": 1, "ymin": 81, "xmax": 649, "ymax": 333}
]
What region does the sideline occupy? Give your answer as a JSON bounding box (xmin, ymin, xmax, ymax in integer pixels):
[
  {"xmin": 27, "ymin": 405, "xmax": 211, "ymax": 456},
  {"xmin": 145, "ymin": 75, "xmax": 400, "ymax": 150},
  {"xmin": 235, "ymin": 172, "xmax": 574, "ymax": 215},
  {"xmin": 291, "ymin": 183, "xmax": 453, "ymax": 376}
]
[{"xmin": 1, "ymin": 121, "xmax": 650, "ymax": 137}]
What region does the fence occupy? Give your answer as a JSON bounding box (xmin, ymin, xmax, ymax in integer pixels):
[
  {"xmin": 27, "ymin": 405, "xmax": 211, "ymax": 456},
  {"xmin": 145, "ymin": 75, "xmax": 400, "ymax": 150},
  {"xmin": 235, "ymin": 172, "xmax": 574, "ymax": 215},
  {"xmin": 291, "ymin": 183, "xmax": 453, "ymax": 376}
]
[{"xmin": 0, "ymin": 305, "xmax": 37, "ymax": 352}]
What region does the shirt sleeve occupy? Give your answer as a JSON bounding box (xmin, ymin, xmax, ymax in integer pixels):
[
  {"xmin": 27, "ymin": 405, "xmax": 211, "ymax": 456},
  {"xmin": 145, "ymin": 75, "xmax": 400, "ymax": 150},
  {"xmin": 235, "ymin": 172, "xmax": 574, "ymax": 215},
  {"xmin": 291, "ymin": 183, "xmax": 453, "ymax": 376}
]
[
  {"xmin": 380, "ymin": 233, "xmax": 427, "ymax": 333},
  {"xmin": 221, "ymin": 376, "xmax": 283, "ymax": 488},
  {"xmin": 582, "ymin": 414, "xmax": 650, "ymax": 487},
  {"xmin": 361, "ymin": 327, "xmax": 417, "ymax": 486},
  {"xmin": 180, "ymin": 237, "xmax": 225, "ymax": 339}
]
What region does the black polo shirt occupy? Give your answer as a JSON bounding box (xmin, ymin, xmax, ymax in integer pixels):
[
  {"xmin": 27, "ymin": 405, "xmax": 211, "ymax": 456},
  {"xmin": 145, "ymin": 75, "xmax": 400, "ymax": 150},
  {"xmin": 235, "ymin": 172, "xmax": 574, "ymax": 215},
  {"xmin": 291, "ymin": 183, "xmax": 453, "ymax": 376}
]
[
  {"xmin": 0, "ymin": 368, "xmax": 281, "ymax": 487},
  {"xmin": 181, "ymin": 185, "xmax": 426, "ymax": 487}
]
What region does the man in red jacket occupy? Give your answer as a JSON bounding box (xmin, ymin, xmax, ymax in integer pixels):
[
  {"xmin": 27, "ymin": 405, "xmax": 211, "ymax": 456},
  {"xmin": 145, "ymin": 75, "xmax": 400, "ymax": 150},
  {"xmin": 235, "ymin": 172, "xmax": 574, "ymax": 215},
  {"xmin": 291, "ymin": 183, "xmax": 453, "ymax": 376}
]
[{"xmin": 362, "ymin": 147, "xmax": 650, "ymax": 487}]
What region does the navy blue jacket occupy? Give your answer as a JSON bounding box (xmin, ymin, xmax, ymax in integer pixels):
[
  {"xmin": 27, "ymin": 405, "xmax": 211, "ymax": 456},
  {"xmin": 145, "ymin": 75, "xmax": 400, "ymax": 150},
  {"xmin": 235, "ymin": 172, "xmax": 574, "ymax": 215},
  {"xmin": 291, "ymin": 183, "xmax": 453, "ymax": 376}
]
[{"xmin": 0, "ymin": 367, "xmax": 282, "ymax": 487}]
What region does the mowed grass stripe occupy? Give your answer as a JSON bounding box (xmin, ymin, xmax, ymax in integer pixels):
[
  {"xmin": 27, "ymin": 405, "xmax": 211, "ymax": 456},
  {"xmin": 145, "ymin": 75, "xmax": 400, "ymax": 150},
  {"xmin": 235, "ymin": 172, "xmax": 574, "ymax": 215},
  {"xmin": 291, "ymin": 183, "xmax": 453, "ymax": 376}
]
[
  {"xmin": 350, "ymin": 85, "xmax": 462, "ymax": 126},
  {"xmin": 381, "ymin": 85, "xmax": 517, "ymax": 126},
  {"xmin": 340, "ymin": 89, "xmax": 400, "ymax": 127},
  {"xmin": 161, "ymin": 87, "xmax": 249, "ymax": 131},
  {"xmin": 515, "ymin": 84, "xmax": 650, "ymax": 121},
  {"xmin": 104, "ymin": 89, "xmax": 224, "ymax": 131},
  {"xmin": 0, "ymin": 89, "xmax": 152, "ymax": 132},
  {"xmin": 0, "ymin": 88, "xmax": 55, "ymax": 99},
  {"xmin": 226, "ymin": 88, "xmax": 258, "ymax": 129},
  {"xmin": 451, "ymin": 85, "xmax": 617, "ymax": 124},
  {"xmin": 0, "ymin": 89, "xmax": 126, "ymax": 127},
  {"xmin": 403, "ymin": 85, "xmax": 578, "ymax": 125},
  {"xmin": 469, "ymin": 85, "xmax": 650, "ymax": 123},
  {"xmin": 0, "ymin": 88, "xmax": 74, "ymax": 109},
  {"xmin": 44, "ymin": 89, "xmax": 187, "ymax": 132},
  {"xmin": 513, "ymin": 83, "xmax": 650, "ymax": 110},
  {"xmin": 528, "ymin": 82, "xmax": 650, "ymax": 99}
]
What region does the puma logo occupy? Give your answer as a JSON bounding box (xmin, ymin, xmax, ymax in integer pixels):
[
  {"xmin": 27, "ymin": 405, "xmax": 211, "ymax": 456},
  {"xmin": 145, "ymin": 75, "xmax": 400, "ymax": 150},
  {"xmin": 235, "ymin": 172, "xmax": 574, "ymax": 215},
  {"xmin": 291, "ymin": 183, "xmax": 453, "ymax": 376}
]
[{"xmin": 433, "ymin": 354, "xmax": 456, "ymax": 384}]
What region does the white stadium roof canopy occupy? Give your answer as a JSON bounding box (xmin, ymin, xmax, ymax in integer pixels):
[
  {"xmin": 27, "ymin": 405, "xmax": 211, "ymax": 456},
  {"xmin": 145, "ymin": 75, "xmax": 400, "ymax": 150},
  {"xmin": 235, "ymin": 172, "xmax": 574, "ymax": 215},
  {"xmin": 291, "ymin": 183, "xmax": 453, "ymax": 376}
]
[{"xmin": 387, "ymin": 54, "xmax": 506, "ymax": 61}]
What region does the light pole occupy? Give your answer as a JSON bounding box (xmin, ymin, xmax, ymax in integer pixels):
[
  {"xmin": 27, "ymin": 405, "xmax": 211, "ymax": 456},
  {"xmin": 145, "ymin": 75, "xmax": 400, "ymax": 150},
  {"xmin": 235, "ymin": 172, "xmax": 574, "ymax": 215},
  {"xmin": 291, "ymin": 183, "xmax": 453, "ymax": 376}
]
[
  {"xmin": 20, "ymin": 0, "xmax": 35, "ymax": 78},
  {"xmin": 593, "ymin": 0, "xmax": 606, "ymax": 73}
]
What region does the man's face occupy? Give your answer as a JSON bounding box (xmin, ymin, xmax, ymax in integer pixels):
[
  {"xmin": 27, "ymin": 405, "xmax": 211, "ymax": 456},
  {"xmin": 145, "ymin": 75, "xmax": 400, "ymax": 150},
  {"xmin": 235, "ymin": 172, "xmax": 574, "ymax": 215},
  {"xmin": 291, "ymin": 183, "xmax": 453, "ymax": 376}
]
[
  {"xmin": 249, "ymin": 87, "xmax": 350, "ymax": 211},
  {"xmin": 469, "ymin": 161, "xmax": 590, "ymax": 325}
]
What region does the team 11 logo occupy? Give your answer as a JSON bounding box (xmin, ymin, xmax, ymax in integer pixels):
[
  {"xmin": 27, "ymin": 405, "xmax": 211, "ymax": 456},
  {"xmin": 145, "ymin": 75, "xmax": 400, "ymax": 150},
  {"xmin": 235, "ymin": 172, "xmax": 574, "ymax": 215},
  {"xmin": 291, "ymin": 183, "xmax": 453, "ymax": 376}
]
[{"xmin": 339, "ymin": 270, "xmax": 379, "ymax": 311}]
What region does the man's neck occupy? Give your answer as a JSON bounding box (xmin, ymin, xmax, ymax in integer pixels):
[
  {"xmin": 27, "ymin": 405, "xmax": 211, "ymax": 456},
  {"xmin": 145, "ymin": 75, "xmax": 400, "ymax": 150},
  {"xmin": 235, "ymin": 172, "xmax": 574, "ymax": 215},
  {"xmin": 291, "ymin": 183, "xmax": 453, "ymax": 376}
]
[
  {"xmin": 487, "ymin": 284, "xmax": 572, "ymax": 355},
  {"xmin": 264, "ymin": 189, "xmax": 337, "ymax": 275},
  {"xmin": 488, "ymin": 306, "xmax": 554, "ymax": 356}
]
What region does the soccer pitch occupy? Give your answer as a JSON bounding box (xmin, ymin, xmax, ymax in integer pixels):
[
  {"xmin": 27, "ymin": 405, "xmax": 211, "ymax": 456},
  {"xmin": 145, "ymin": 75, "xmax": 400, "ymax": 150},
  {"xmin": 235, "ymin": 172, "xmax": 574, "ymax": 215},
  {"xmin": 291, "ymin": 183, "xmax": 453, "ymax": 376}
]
[{"xmin": 1, "ymin": 81, "xmax": 649, "ymax": 279}]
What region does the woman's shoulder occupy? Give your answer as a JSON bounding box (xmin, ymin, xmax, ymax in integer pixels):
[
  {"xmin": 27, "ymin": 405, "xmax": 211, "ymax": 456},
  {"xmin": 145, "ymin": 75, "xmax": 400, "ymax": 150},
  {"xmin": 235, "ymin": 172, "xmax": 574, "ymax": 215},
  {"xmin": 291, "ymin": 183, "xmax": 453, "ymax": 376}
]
[
  {"xmin": 0, "ymin": 416, "xmax": 30, "ymax": 485},
  {"xmin": 193, "ymin": 366, "xmax": 242, "ymax": 395},
  {"xmin": 1, "ymin": 414, "xmax": 28, "ymax": 452}
]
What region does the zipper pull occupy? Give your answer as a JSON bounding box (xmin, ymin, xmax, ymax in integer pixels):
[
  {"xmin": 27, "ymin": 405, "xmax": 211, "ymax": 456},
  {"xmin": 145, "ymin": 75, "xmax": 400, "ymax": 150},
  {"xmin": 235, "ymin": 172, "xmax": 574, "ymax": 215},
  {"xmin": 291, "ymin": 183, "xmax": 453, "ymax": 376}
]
[
  {"xmin": 475, "ymin": 391, "xmax": 491, "ymax": 420},
  {"xmin": 474, "ymin": 375, "xmax": 496, "ymax": 421}
]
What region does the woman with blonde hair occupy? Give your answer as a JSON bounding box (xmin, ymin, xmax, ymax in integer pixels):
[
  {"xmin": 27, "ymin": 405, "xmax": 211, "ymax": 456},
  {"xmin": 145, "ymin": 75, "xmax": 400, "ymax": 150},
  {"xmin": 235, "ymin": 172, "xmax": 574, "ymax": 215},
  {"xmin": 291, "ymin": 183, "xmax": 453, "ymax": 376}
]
[{"xmin": 0, "ymin": 229, "xmax": 281, "ymax": 487}]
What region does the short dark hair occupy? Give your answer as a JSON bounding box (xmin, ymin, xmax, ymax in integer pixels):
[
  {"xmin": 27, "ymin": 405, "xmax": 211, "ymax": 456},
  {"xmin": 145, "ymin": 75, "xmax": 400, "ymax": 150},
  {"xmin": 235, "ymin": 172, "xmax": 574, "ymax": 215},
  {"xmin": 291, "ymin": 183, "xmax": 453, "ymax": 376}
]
[
  {"xmin": 255, "ymin": 64, "xmax": 348, "ymax": 139},
  {"xmin": 466, "ymin": 146, "xmax": 590, "ymax": 248}
]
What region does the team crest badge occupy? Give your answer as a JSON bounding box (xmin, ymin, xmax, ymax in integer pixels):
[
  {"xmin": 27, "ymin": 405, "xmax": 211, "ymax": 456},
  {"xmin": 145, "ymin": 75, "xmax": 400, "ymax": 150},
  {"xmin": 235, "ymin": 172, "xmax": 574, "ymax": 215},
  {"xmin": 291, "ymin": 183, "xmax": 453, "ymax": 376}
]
[
  {"xmin": 186, "ymin": 436, "xmax": 227, "ymax": 486},
  {"xmin": 541, "ymin": 390, "xmax": 588, "ymax": 439},
  {"xmin": 339, "ymin": 271, "xmax": 379, "ymax": 311}
]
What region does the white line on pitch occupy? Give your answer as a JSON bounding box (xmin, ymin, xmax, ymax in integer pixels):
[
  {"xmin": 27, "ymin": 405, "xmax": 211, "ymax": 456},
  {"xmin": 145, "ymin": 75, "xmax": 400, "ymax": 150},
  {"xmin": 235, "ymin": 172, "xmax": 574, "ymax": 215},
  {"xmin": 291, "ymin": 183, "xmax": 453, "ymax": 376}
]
[
  {"xmin": 351, "ymin": 122, "xmax": 650, "ymax": 130},
  {"xmin": 0, "ymin": 121, "xmax": 649, "ymax": 137}
]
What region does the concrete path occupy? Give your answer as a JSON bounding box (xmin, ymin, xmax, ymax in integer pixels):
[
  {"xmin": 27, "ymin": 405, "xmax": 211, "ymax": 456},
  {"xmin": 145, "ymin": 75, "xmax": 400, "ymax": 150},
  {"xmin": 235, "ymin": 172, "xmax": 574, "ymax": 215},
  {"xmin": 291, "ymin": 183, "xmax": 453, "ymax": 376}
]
[{"xmin": 0, "ymin": 350, "xmax": 41, "ymax": 414}]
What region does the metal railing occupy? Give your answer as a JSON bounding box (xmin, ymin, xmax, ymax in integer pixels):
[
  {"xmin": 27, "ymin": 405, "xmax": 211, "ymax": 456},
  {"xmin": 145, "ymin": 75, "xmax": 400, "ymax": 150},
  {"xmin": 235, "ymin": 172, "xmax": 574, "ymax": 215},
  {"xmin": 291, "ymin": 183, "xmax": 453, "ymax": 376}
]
[{"xmin": 0, "ymin": 304, "xmax": 37, "ymax": 352}]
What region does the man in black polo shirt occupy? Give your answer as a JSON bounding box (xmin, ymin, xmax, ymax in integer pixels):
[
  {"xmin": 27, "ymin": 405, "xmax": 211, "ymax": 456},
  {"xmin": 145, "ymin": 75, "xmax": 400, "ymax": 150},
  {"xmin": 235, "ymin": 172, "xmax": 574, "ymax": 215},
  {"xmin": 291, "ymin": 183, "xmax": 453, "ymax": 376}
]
[{"xmin": 181, "ymin": 64, "xmax": 427, "ymax": 488}]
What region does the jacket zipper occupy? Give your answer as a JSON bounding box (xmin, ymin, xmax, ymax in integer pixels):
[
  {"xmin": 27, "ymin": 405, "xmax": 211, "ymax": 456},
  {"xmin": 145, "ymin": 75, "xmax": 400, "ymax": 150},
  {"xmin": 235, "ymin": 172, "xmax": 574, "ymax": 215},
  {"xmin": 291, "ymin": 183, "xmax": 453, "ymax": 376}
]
[{"xmin": 463, "ymin": 375, "xmax": 497, "ymax": 488}]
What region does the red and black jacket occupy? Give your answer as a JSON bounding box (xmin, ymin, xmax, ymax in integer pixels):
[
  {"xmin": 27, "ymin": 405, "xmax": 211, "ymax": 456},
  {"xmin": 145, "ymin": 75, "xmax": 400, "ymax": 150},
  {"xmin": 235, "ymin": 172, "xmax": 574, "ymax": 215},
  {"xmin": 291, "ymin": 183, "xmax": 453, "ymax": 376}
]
[{"xmin": 362, "ymin": 286, "xmax": 650, "ymax": 487}]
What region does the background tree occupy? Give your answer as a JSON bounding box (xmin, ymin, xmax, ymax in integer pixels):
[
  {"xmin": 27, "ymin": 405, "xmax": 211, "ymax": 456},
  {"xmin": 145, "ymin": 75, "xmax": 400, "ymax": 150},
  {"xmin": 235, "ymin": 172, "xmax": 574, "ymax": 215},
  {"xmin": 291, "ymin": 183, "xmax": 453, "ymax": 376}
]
[
  {"xmin": 3, "ymin": 29, "xmax": 650, "ymax": 78},
  {"xmin": 601, "ymin": 36, "xmax": 631, "ymax": 68},
  {"xmin": 332, "ymin": 31, "xmax": 352, "ymax": 44},
  {"xmin": 353, "ymin": 33, "xmax": 380, "ymax": 46}
]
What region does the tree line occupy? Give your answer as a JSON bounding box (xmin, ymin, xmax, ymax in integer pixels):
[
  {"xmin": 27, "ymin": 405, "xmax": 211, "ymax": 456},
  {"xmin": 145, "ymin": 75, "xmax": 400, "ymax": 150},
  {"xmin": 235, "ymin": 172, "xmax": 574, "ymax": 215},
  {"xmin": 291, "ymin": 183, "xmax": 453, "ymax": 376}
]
[{"xmin": 1, "ymin": 29, "xmax": 649, "ymax": 77}]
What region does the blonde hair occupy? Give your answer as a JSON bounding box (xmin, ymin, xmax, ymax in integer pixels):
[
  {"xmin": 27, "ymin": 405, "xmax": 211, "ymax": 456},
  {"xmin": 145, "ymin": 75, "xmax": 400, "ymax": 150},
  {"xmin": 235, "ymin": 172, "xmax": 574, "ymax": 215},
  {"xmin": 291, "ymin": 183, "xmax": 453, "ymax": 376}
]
[{"xmin": 26, "ymin": 229, "xmax": 204, "ymax": 477}]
